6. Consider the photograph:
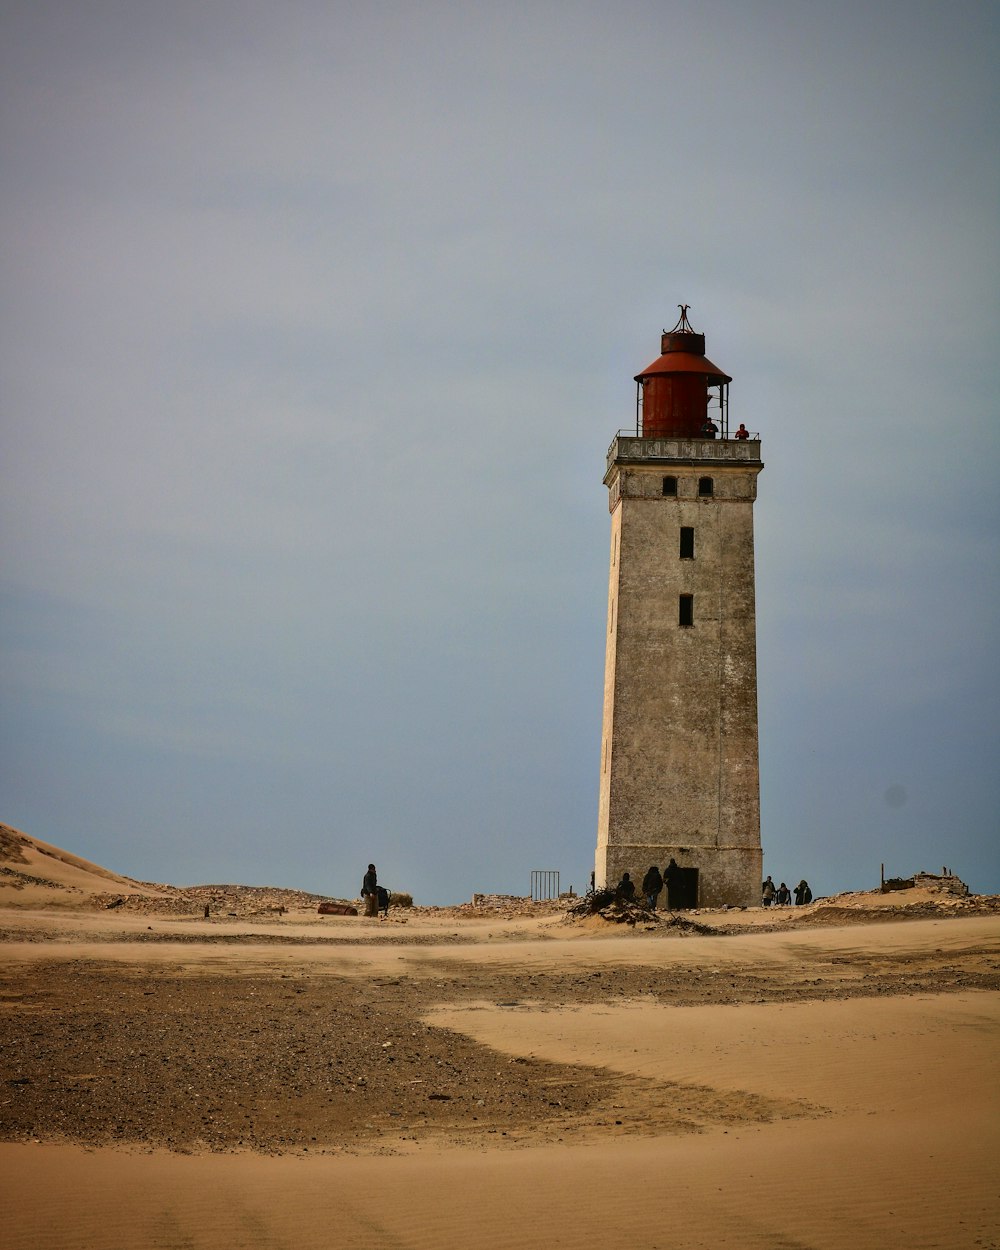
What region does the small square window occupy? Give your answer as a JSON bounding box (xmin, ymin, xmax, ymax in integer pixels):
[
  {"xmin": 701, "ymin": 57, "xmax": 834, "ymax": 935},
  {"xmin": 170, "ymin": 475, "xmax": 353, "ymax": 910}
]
[
  {"xmin": 679, "ymin": 594, "xmax": 694, "ymax": 627},
  {"xmin": 680, "ymin": 527, "xmax": 694, "ymax": 559},
  {"xmin": 662, "ymin": 476, "xmax": 677, "ymax": 496},
  {"xmin": 698, "ymin": 476, "xmax": 713, "ymax": 497}
]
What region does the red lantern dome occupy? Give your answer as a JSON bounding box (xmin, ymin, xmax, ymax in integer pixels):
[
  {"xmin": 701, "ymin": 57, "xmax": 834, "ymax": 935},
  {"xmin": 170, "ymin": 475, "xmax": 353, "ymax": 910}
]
[{"xmin": 635, "ymin": 307, "xmax": 731, "ymax": 439}]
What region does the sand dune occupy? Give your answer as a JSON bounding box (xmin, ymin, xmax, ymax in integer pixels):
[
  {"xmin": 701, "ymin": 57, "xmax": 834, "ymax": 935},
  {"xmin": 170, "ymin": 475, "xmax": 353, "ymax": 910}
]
[
  {"xmin": 0, "ymin": 822, "xmax": 146, "ymax": 903},
  {"xmin": 1, "ymin": 827, "xmax": 998, "ymax": 1249},
  {"xmin": 0, "ymin": 823, "xmax": 339, "ymax": 915}
]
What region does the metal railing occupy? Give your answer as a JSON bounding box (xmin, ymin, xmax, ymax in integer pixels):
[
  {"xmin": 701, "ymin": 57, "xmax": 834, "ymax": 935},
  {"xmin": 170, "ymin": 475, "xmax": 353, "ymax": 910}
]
[
  {"xmin": 530, "ymin": 870, "xmax": 560, "ymax": 902},
  {"xmin": 609, "ymin": 428, "xmax": 759, "ymax": 455}
]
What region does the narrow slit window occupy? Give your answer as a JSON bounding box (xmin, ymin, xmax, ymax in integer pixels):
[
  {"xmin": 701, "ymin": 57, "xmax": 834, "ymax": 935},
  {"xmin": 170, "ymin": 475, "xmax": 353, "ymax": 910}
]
[
  {"xmin": 698, "ymin": 476, "xmax": 714, "ymax": 497},
  {"xmin": 679, "ymin": 594, "xmax": 694, "ymax": 627},
  {"xmin": 662, "ymin": 475, "xmax": 677, "ymax": 496},
  {"xmin": 679, "ymin": 526, "xmax": 694, "ymax": 559}
]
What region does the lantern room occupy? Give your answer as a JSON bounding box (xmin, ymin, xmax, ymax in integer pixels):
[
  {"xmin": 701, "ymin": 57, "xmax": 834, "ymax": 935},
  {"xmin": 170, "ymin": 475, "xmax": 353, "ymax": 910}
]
[{"xmin": 635, "ymin": 306, "xmax": 732, "ymax": 439}]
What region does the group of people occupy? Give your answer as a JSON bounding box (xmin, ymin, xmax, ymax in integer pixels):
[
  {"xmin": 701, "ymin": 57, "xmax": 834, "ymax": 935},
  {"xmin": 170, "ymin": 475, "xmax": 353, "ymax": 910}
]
[
  {"xmin": 762, "ymin": 875, "xmax": 812, "ymax": 907},
  {"xmin": 616, "ymin": 859, "xmax": 683, "ymax": 910},
  {"xmin": 700, "ymin": 419, "xmax": 752, "ymax": 440}
]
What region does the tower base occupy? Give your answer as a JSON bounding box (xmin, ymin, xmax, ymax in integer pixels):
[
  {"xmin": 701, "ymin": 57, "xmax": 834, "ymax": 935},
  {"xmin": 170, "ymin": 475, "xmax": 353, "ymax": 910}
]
[{"xmin": 596, "ymin": 843, "xmax": 762, "ymax": 910}]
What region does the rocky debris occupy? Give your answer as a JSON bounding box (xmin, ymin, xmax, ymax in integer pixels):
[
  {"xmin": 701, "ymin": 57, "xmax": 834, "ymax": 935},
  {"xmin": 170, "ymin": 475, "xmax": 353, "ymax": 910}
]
[
  {"xmin": 418, "ymin": 895, "xmax": 576, "ymax": 920},
  {"xmin": 471, "ymin": 893, "xmax": 544, "ymax": 909},
  {"xmin": 883, "ymin": 870, "xmax": 969, "ymax": 897},
  {"xmin": 564, "ymin": 889, "xmax": 714, "ymax": 933},
  {"xmin": 912, "ymin": 871, "xmax": 969, "ymax": 897},
  {"xmin": 89, "ymin": 884, "xmax": 354, "ymax": 919},
  {"xmin": 568, "ymin": 891, "xmax": 649, "ymax": 926},
  {"xmin": 0, "ymin": 865, "xmax": 68, "ymax": 891},
  {"xmin": 786, "ymin": 887, "xmax": 1000, "ymax": 930},
  {"xmin": 567, "ymin": 886, "xmax": 617, "ymax": 914}
]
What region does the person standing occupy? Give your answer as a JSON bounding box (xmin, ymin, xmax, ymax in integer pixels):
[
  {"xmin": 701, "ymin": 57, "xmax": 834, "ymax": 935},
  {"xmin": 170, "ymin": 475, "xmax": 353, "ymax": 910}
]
[
  {"xmin": 794, "ymin": 880, "xmax": 813, "ymax": 905},
  {"xmin": 663, "ymin": 858, "xmax": 681, "ymax": 910},
  {"xmin": 762, "ymin": 875, "xmax": 776, "ymax": 907},
  {"xmin": 776, "ymin": 881, "xmax": 791, "ymax": 906},
  {"xmin": 641, "ymin": 865, "xmax": 663, "ymax": 910},
  {"xmin": 362, "ymin": 863, "xmax": 379, "ymax": 917}
]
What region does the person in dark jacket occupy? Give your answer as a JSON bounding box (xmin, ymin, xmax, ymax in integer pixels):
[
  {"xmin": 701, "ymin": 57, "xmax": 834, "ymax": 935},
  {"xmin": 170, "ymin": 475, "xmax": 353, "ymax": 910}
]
[
  {"xmin": 362, "ymin": 863, "xmax": 378, "ymax": 917},
  {"xmin": 776, "ymin": 881, "xmax": 791, "ymax": 906},
  {"xmin": 616, "ymin": 872, "xmax": 636, "ymax": 902},
  {"xmin": 641, "ymin": 865, "xmax": 663, "ymax": 910},
  {"xmin": 663, "ymin": 858, "xmax": 682, "ymax": 910},
  {"xmin": 794, "ymin": 880, "xmax": 813, "ymax": 905}
]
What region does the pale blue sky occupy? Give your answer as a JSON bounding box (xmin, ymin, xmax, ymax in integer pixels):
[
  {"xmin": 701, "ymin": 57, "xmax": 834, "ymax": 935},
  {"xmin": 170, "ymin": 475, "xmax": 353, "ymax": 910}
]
[{"xmin": 2, "ymin": 1, "xmax": 997, "ymax": 902}]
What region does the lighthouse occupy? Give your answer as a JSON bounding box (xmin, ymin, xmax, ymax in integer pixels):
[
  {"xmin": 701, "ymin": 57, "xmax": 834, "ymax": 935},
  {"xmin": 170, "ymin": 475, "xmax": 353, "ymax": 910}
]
[{"xmin": 595, "ymin": 308, "xmax": 763, "ymax": 908}]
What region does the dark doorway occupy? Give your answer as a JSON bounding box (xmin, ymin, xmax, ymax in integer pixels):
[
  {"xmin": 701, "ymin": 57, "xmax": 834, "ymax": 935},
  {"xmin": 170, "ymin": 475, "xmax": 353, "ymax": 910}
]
[{"xmin": 668, "ymin": 868, "xmax": 699, "ymax": 909}]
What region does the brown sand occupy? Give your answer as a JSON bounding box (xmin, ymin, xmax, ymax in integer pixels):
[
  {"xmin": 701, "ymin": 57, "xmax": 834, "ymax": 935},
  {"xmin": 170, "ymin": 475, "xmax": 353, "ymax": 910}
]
[{"xmin": 1, "ymin": 824, "xmax": 998, "ymax": 1249}]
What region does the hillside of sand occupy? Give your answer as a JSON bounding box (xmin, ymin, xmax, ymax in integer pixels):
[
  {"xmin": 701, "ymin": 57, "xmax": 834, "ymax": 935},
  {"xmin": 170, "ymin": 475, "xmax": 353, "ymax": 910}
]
[{"xmin": 0, "ymin": 823, "xmax": 343, "ymax": 916}]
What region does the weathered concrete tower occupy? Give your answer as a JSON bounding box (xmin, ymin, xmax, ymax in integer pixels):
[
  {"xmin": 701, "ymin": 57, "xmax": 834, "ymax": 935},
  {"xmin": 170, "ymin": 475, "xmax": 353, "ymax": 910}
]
[{"xmin": 595, "ymin": 308, "xmax": 763, "ymax": 908}]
